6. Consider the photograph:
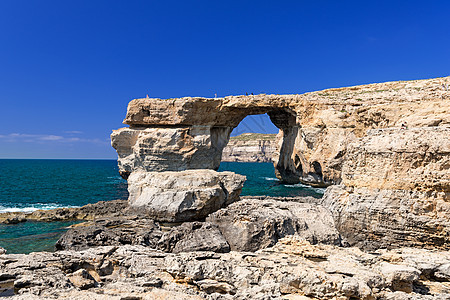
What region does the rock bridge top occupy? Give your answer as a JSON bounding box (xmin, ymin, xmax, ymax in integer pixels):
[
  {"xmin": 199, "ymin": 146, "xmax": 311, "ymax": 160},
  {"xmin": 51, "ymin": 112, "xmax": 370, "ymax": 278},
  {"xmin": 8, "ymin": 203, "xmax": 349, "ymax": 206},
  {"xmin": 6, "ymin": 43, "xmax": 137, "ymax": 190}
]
[
  {"xmin": 124, "ymin": 76, "xmax": 449, "ymax": 130},
  {"xmin": 124, "ymin": 95, "xmax": 298, "ymax": 129}
]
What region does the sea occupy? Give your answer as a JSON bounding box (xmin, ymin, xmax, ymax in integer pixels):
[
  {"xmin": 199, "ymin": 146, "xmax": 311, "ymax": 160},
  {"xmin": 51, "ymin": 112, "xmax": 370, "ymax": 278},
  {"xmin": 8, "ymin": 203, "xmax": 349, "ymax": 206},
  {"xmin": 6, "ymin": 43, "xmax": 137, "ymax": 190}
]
[{"xmin": 0, "ymin": 159, "xmax": 325, "ymax": 254}]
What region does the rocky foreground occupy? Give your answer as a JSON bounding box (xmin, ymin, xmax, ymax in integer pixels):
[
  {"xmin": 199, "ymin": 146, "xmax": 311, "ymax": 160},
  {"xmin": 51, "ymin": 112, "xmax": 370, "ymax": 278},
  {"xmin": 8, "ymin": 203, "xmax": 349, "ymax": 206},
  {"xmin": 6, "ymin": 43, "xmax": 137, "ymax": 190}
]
[
  {"xmin": 2, "ymin": 196, "xmax": 450, "ymax": 299},
  {"xmin": 2, "ymin": 236, "xmax": 450, "ymax": 299},
  {"xmin": 1, "ymin": 76, "xmax": 449, "ymax": 299}
]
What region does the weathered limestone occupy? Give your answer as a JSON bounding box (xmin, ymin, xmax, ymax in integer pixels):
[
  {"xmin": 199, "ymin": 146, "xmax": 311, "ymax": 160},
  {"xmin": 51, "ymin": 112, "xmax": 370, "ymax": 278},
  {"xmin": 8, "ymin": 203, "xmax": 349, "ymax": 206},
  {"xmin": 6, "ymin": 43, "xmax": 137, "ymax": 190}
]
[
  {"xmin": 112, "ymin": 76, "xmax": 450, "ymax": 186},
  {"xmin": 206, "ymin": 198, "xmax": 341, "ymax": 251},
  {"xmin": 109, "ymin": 76, "xmax": 450, "ymax": 248},
  {"xmin": 111, "ymin": 126, "xmax": 232, "ymax": 179},
  {"xmin": 321, "ymin": 127, "xmax": 450, "ymax": 250},
  {"xmin": 341, "ymin": 127, "xmax": 449, "ymax": 192},
  {"xmin": 157, "ymin": 222, "xmax": 230, "ymax": 253},
  {"xmin": 3, "ymin": 238, "xmax": 450, "ymax": 299},
  {"xmin": 127, "ymin": 170, "xmax": 245, "ymax": 222}
]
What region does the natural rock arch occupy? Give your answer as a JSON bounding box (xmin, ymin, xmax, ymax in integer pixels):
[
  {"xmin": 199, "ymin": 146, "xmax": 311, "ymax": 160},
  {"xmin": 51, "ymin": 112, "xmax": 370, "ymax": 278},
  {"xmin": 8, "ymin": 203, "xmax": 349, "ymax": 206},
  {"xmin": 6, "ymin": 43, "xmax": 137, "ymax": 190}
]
[
  {"xmin": 112, "ymin": 77, "xmax": 449, "ymax": 188},
  {"xmin": 111, "ymin": 76, "xmax": 450, "ymax": 249},
  {"xmin": 111, "ymin": 96, "xmax": 330, "ymax": 186}
]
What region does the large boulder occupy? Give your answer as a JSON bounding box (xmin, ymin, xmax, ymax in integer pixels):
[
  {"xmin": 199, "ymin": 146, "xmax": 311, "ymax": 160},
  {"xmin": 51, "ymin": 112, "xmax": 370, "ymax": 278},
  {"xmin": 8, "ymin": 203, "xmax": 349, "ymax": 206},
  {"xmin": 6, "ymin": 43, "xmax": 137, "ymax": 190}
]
[
  {"xmin": 127, "ymin": 170, "xmax": 246, "ymax": 222},
  {"xmin": 206, "ymin": 198, "xmax": 341, "ymax": 251}
]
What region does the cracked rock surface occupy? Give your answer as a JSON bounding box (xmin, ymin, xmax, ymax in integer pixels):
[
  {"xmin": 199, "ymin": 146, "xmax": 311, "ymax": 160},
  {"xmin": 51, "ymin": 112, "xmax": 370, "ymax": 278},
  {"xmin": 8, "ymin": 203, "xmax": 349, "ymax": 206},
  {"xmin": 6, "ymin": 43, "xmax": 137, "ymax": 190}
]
[{"xmin": 2, "ymin": 237, "xmax": 450, "ymax": 299}]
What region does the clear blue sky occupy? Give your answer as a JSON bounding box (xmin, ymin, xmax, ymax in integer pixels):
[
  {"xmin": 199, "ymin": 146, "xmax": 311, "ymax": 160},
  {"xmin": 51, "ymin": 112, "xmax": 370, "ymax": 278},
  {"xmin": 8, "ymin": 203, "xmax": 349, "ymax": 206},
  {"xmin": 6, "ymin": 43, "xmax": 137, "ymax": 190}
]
[{"xmin": 1, "ymin": 0, "xmax": 449, "ymax": 159}]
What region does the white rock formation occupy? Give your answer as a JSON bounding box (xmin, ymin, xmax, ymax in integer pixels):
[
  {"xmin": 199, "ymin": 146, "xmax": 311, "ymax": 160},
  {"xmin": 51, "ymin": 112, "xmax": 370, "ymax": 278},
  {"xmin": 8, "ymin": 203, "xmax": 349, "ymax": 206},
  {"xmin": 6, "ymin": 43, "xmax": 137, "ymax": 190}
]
[{"xmin": 127, "ymin": 170, "xmax": 246, "ymax": 222}]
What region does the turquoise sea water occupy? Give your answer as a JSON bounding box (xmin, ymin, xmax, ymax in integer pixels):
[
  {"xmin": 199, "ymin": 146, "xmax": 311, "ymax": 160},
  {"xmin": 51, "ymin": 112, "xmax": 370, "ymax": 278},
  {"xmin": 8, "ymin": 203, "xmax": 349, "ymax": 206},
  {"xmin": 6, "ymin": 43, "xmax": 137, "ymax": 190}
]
[{"xmin": 0, "ymin": 159, "xmax": 324, "ymax": 253}]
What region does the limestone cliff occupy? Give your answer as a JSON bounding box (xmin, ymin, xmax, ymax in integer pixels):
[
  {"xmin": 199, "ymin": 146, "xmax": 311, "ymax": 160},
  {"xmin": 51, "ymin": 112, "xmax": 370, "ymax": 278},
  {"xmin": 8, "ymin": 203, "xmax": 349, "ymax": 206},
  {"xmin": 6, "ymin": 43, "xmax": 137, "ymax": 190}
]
[
  {"xmin": 221, "ymin": 133, "xmax": 277, "ymax": 162},
  {"xmin": 111, "ymin": 75, "xmax": 450, "ymax": 249},
  {"xmin": 113, "ymin": 76, "xmax": 449, "ymax": 186},
  {"xmin": 321, "ymin": 127, "xmax": 450, "ymax": 250}
]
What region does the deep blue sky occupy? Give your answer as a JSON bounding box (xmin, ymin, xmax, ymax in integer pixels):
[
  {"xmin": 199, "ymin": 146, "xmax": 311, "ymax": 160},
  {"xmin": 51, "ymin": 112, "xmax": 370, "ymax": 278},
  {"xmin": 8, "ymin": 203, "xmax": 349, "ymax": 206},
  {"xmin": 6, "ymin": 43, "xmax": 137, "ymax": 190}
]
[{"xmin": 1, "ymin": 0, "xmax": 449, "ymax": 158}]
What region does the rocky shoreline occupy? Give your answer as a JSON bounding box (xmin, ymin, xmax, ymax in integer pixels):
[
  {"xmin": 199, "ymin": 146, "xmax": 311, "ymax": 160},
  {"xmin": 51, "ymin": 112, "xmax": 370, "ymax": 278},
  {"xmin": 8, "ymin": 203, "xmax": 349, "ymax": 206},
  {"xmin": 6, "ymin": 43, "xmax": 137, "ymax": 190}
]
[
  {"xmin": 1, "ymin": 76, "xmax": 449, "ymax": 299},
  {"xmin": 0, "ymin": 200, "xmax": 129, "ymax": 224},
  {"xmin": 2, "ymin": 196, "xmax": 450, "ymax": 299}
]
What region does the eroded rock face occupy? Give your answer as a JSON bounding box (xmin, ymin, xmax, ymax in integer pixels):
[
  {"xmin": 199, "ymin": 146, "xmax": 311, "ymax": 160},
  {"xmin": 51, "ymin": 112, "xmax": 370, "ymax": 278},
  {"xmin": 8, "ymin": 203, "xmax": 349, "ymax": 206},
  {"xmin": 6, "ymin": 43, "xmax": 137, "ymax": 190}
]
[
  {"xmin": 321, "ymin": 127, "xmax": 450, "ymax": 250},
  {"xmin": 111, "ymin": 126, "xmax": 232, "ymax": 178},
  {"xmin": 341, "ymin": 127, "xmax": 449, "ymax": 192},
  {"xmin": 206, "ymin": 198, "xmax": 341, "ymax": 251},
  {"xmin": 127, "ymin": 170, "xmax": 246, "ymax": 222}
]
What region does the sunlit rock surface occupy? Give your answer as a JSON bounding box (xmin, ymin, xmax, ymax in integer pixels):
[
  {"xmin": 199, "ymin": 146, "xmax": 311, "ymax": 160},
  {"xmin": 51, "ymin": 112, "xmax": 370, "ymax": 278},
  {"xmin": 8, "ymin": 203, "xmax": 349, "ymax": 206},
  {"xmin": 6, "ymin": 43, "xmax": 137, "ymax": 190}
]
[
  {"xmin": 113, "ymin": 76, "xmax": 450, "ymax": 186},
  {"xmin": 3, "ymin": 237, "xmax": 450, "ymax": 299},
  {"xmin": 111, "ymin": 76, "xmax": 450, "ymax": 248},
  {"xmin": 127, "ymin": 170, "xmax": 246, "ymax": 222},
  {"xmin": 321, "ymin": 127, "xmax": 450, "ymax": 250}
]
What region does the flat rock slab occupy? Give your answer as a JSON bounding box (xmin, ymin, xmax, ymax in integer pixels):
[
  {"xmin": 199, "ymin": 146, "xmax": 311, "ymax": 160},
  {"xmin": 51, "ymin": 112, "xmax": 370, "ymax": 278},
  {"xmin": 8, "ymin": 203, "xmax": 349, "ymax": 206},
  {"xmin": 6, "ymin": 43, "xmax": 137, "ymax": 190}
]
[
  {"xmin": 127, "ymin": 170, "xmax": 246, "ymax": 222},
  {"xmin": 0, "ymin": 200, "xmax": 129, "ymax": 223}
]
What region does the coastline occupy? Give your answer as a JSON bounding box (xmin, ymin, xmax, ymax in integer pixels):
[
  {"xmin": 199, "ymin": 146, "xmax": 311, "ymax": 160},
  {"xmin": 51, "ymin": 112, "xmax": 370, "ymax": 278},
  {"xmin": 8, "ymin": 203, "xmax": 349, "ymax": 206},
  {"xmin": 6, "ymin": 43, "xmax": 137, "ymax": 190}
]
[{"xmin": 1, "ymin": 76, "xmax": 449, "ymax": 299}]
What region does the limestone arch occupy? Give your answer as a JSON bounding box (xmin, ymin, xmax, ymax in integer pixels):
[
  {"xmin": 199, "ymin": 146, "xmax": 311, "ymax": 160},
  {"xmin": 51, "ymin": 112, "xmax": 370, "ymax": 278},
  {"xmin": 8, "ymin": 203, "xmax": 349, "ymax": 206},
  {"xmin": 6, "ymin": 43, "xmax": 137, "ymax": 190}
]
[{"xmin": 112, "ymin": 96, "xmax": 332, "ymax": 187}]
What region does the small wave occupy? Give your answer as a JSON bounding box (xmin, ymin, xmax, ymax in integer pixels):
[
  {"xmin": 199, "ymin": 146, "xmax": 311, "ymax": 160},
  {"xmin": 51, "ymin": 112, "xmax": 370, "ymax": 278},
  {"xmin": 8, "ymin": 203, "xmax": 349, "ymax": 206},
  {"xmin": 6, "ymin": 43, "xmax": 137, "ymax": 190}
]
[
  {"xmin": 284, "ymin": 183, "xmax": 327, "ymax": 194},
  {"xmin": 284, "ymin": 183, "xmax": 310, "ymax": 188},
  {"xmin": 0, "ymin": 203, "xmax": 80, "ymax": 214},
  {"xmin": 261, "ymin": 177, "xmax": 279, "ymax": 181}
]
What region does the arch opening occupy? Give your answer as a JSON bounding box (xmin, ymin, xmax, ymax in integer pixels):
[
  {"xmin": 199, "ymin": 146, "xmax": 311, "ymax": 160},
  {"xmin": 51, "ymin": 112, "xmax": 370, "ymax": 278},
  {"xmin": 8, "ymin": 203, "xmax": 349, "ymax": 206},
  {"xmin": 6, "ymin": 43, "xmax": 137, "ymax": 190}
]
[{"xmin": 217, "ymin": 110, "xmax": 324, "ymax": 198}]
